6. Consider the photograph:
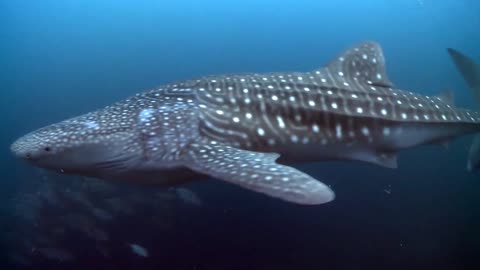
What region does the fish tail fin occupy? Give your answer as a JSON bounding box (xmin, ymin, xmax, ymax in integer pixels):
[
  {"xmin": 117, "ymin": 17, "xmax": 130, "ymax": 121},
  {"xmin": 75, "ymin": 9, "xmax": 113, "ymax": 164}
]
[{"xmin": 447, "ymin": 48, "xmax": 480, "ymax": 171}]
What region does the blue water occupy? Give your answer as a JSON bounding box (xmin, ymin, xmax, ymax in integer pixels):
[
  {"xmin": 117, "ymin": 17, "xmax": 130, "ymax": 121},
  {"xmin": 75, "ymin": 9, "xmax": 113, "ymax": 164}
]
[{"xmin": 1, "ymin": 0, "xmax": 480, "ymax": 269}]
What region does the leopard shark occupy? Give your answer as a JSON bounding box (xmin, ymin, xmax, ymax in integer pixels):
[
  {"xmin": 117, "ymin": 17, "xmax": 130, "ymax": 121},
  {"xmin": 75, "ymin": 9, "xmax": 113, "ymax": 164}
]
[{"xmin": 11, "ymin": 41, "xmax": 480, "ymax": 205}]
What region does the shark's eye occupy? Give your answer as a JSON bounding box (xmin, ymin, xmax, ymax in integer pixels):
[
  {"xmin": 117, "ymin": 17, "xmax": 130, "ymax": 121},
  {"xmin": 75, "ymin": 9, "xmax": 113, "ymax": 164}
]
[{"xmin": 44, "ymin": 147, "xmax": 51, "ymax": 152}]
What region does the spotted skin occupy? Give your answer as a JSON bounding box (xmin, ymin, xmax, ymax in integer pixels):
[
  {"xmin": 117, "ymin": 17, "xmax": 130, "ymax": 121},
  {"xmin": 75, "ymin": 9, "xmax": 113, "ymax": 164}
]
[{"xmin": 10, "ymin": 42, "xmax": 480, "ymax": 204}]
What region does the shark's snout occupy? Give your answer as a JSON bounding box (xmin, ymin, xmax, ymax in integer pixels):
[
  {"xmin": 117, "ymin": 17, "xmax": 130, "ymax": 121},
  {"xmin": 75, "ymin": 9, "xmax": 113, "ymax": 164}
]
[
  {"xmin": 11, "ymin": 137, "xmax": 30, "ymax": 160},
  {"xmin": 10, "ymin": 134, "xmax": 50, "ymax": 161},
  {"xmin": 11, "ymin": 118, "xmax": 137, "ymax": 176},
  {"xmin": 10, "ymin": 130, "xmax": 58, "ymax": 161}
]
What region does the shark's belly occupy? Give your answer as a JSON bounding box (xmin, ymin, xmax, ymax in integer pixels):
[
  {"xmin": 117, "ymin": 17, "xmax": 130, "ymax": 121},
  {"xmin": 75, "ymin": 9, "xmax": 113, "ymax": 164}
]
[
  {"xmin": 380, "ymin": 122, "xmax": 478, "ymax": 149},
  {"xmin": 234, "ymin": 120, "xmax": 479, "ymax": 167}
]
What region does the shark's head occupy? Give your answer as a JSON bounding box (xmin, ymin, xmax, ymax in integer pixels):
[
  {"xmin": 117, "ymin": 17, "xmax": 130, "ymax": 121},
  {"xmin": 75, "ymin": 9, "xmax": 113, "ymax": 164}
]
[{"xmin": 11, "ymin": 110, "xmax": 138, "ymax": 177}]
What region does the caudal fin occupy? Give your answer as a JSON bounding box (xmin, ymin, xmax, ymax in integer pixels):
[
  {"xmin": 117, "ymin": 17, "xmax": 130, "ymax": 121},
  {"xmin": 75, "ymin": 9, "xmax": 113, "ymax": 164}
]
[
  {"xmin": 447, "ymin": 48, "xmax": 480, "ymax": 171},
  {"xmin": 467, "ymin": 135, "xmax": 480, "ymax": 172},
  {"xmin": 447, "ymin": 48, "xmax": 480, "ymax": 103}
]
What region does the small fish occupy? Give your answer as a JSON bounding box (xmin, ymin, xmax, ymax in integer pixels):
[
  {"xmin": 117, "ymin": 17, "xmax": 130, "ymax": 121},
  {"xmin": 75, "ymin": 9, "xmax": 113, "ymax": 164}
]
[
  {"xmin": 62, "ymin": 213, "xmax": 108, "ymax": 241},
  {"xmin": 82, "ymin": 177, "xmax": 118, "ymax": 196},
  {"xmin": 96, "ymin": 244, "xmax": 111, "ymax": 258},
  {"xmin": 67, "ymin": 190, "xmax": 94, "ymax": 209},
  {"xmin": 104, "ymin": 197, "xmax": 134, "ymax": 215},
  {"xmin": 155, "ymin": 190, "xmax": 177, "ymax": 201},
  {"xmin": 91, "ymin": 207, "xmax": 113, "ymax": 221},
  {"xmin": 50, "ymin": 226, "xmax": 67, "ymax": 237},
  {"xmin": 89, "ymin": 227, "xmax": 109, "ymax": 242},
  {"xmin": 36, "ymin": 247, "xmax": 74, "ymax": 262},
  {"xmin": 176, "ymin": 188, "xmax": 202, "ymax": 206},
  {"xmin": 129, "ymin": 243, "xmax": 149, "ymax": 257},
  {"xmin": 8, "ymin": 252, "xmax": 31, "ymax": 266}
]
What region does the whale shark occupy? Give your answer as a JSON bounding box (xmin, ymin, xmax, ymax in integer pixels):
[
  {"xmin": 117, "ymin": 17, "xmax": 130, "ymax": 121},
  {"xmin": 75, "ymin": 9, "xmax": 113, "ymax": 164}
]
[
  {"xmin": 447, "ymin": 48, "xmax": 480, "ymax": 171},
  {"xmin": 11, "ymin": 41, "xmax": 480, "ymax": 204}
]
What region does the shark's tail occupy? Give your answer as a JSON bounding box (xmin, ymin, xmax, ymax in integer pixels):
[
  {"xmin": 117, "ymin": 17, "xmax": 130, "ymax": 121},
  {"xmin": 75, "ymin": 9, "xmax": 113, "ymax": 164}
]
[{"xmin": 447, "ymin": 48, "xmax": 480, "ymax": 171}]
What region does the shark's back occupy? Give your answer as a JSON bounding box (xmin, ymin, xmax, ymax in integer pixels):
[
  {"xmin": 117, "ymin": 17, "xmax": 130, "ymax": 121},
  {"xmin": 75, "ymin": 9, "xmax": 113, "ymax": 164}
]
[{"xmin": 188, "ymin": 42, "xmax": 480, "ymax": 157}]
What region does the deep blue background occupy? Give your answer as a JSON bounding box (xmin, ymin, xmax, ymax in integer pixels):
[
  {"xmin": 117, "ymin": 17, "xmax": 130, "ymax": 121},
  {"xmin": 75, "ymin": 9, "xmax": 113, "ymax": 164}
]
[{"xmin": 1, "ymin": 1, "xmax": 480, "ymax": 269}]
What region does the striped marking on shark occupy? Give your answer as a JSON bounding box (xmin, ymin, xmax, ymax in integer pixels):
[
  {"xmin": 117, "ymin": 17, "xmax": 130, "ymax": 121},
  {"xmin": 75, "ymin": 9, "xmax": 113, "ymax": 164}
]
[{"xmin": 11, "ymin": 42, "xmax": 480, "ymax": 204}]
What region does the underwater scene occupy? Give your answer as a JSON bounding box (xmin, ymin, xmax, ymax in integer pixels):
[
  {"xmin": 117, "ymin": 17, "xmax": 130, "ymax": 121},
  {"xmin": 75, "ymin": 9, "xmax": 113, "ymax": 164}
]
[{"xmin": 1, "ymin": 1, "xmax": 480, "ymax": 269}]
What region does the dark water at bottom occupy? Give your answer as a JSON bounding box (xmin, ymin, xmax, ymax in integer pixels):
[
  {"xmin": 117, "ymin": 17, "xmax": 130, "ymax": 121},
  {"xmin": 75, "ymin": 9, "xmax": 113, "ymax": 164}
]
[{"xmin": 1, "ymin": 143, "xmax": 479, "ymax": 270}]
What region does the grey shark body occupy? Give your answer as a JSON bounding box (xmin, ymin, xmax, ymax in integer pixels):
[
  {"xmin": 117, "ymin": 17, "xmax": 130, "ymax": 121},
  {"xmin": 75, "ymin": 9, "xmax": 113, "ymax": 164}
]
[
  {"xmin": 447, "ymin": 48, "xmax": 480, "ymax": 171},
  {"xmin": 11, "ymin": 42, "xmax": 480, "ymax": 204}
]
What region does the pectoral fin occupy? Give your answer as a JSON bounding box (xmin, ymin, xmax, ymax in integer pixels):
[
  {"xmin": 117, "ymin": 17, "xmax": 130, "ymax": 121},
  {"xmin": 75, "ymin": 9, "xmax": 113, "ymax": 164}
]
[{"xmin": 183, "ymin": 140, "xmax": 334, "ymax": 205}]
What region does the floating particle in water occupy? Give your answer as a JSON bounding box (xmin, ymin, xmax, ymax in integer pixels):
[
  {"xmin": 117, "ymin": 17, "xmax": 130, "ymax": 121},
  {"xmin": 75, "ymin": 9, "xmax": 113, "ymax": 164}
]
[
  {"xmin": 176, "ymin": 188, "xmax": 202, "ymax": 206},
  {"xmin": 129, "ymin": 243, "xmax": 149, "ymax": 258}
]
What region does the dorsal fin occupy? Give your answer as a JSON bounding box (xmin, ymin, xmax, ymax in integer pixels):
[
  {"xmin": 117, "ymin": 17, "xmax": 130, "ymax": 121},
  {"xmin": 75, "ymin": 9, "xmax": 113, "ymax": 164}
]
[{"xmin": 315, "ymin": 41, "xmax": 394, "ymax": 88}]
